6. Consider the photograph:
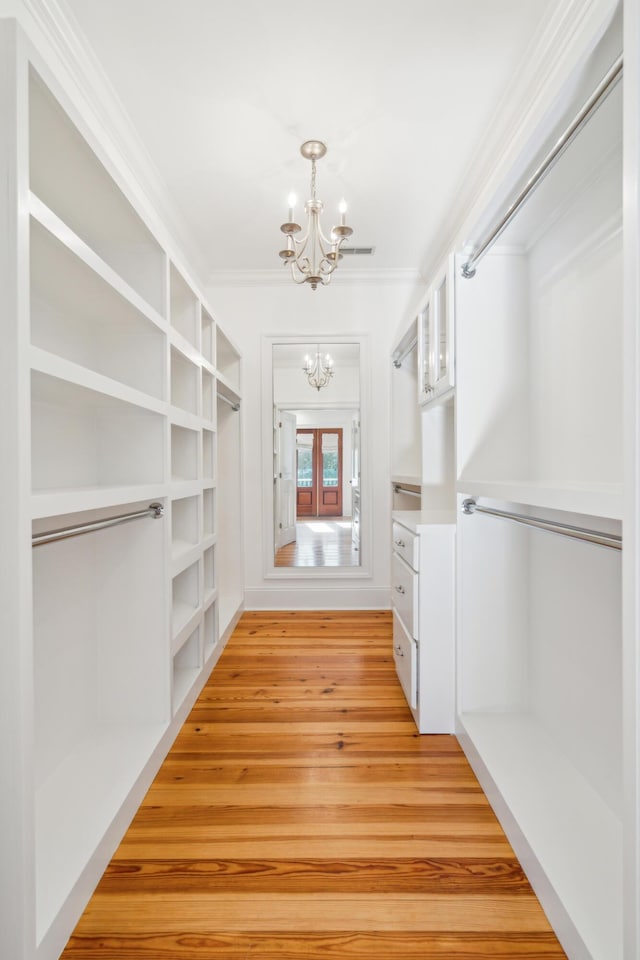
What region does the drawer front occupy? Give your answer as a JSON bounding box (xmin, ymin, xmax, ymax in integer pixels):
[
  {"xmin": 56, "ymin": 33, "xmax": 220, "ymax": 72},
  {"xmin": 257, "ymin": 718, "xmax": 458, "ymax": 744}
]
[
  {"xmin": 392, "ymin": 521, "xmax": 419, "ymax": 571},
  {"xmin": 391, "ymin": 552, "xmax": 417, "ymax": 638},
  {"xmin": 393, "ymin": 610, "xmax": 417, "ymax": 709}
]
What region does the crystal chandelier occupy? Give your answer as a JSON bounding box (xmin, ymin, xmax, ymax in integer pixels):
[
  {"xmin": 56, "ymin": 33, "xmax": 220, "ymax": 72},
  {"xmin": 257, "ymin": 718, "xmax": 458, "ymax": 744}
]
[
  {"xmin": 279, "ymin": 140, "xmax": 353, "ymax": 290},
  {"xmin": 303, "ymin": 347, "xmax": 334, "ymax": 391}
]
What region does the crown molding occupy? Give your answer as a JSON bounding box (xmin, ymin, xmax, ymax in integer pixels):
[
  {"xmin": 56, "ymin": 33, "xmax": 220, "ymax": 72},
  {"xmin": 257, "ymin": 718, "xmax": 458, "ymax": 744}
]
[{"xmin": 209, "ymin": 267, "xmax": 423, "ymax": 288}]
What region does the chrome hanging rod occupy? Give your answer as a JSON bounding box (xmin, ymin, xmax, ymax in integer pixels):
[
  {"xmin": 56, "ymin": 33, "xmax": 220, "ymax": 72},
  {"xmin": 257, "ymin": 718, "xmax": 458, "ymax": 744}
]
[
  {"xmin": 393, "ymin": 484, "xmax": 421, "ymax": 499},
  {"xmin": 392, "ymin": 333, "xmax": 418, "ymax": 369},
  {"xmin": 32, "ymin": 502, "xmax": 164, "ymax": 547},
  {"xmin": 461, "ymin": 54, "xmax": 623, "ymax": 279},
  {"xmin": 461, "ymin": 498, "xmax": 621, "ymax": 551},
  {"xmin": 217, "ymin": 391, "xmax": 240, "ymax": 412}
]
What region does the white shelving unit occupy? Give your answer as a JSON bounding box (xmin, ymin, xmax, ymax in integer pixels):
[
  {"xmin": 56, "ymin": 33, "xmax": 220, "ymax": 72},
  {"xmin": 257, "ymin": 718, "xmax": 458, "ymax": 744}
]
[
  {"xmin": 0, "ymin": 27, "xmax": 243, "ymax": 960},
  {"xmin": 215, "ymin": 324, "xmax": 243, "ymax": 636},
  {"xmin": 455, "ymin": 44, "xmax": 625, "ymax": 960}
]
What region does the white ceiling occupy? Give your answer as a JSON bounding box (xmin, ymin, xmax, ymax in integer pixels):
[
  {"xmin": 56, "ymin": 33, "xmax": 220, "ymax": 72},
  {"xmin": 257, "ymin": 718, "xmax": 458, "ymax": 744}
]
[{"xmin": 61, "ymin": 0, "xmax": 555, "ymax": 286}]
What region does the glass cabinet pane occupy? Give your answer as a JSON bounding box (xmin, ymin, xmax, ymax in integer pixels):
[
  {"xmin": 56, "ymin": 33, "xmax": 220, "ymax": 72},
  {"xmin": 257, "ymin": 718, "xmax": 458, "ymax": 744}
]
[
  {"xmin": 419, "ymin": 303, "xmax": 431, "ymax": 395},
  {"xmin": 321, "ymin": 432, "xmax": 339, "ymax": 486}
]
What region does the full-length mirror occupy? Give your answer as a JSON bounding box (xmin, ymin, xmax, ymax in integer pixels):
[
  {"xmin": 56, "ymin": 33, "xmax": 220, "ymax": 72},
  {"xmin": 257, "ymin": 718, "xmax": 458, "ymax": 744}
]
[{"xmin": 271, "ymin": 341, "xmax": 361, "ymax": 568}]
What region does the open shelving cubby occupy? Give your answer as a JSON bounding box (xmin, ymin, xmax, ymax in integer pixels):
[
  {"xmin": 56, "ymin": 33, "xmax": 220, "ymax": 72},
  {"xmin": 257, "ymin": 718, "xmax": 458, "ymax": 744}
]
[
  {"xmin": 203, "ymin": 599, "xmax": 219, "ymax": 662},
  {"xmin": 171, "ymin": 559, "xmax": 200, "ymax": 640},
  {"xmin": 30, "ymin": 216, "xmax": 166, "ymax": 401},
  {"xmin": 170, "ymin": 345, "xmax": 200, "ymax": 416},
  {"xmin": 203, "ymin": 544, "xmax": 216, "ymax": 603},
  {"xmin": 215, "ymin": 324, "xmax": 241, "ymax": 394},
  {"xmin": 172, "ymin": 625, "xmax": 201, "ymax": 713},
  {"xmin": 31, "ymin": 371, "xmax": 165, "ymax": 495},
  {"xmin": 169, "ymin": 262, "xmax": 199, "ymax": 350},
  {"xmin": 29, "ymin": 67, "xmax": 165, "ymax": 317},
  {"xmin": 171, "ymin": 494, "xmax": 200, "ymax": 563},
  {"xmin": 202, "ymin": 369, "xmax": 215, "ymax": 423},
  {"xmin": 201, "ymin": 306, "xmax": 215, "ymax": 367},
  {"xmin": 203, "ymin": 486, "xmax": 216, "ymax": 537},
  {"xmin": 170, "ymin": 424, "xmax": 199, "ymax": 483}
]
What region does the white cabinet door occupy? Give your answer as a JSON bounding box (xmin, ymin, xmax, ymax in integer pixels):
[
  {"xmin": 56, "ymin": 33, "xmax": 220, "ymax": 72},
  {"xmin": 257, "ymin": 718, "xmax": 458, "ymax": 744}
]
[{"xmin": 418, "ymin": 255, "xmax": 455, "ymax": 405}]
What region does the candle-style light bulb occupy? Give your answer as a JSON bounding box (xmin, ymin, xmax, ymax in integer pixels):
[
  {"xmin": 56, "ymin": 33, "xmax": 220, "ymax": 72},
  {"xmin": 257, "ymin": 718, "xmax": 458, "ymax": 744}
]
[
  {"xmin": 338, "ymin": 198, "xmax": 347, "ymax": 225},
  {"xmin": 288, "ymin": 192, "xmax": 297, "ymax": 222}
]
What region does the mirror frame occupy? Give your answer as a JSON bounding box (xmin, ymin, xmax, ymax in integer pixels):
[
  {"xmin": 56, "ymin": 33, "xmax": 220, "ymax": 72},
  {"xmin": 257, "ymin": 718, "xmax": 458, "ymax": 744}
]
[{"xmin": 261, "ymin": 333, "xmax": 372, "ymax": 580}]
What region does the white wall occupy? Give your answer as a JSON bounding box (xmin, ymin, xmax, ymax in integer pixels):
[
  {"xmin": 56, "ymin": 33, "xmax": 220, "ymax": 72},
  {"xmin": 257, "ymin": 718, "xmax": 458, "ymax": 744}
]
[{"xmin": 206, "ymin": 278, "xmax": 417, "ymax": 609}]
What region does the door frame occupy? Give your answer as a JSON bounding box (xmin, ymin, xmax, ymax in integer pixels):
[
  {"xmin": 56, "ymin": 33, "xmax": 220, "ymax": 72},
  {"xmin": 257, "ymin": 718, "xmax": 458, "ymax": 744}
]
[
  {"xmin": 296, "ymin": 428, "xmax": 343, "ymax": 517},
  {"xmin": 262, "ymin": 333, "xmax": 371, "ymax": 581}
]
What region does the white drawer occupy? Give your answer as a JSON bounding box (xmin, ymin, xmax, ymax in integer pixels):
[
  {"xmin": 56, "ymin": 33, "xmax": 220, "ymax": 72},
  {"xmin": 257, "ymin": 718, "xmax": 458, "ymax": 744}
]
[
  {"xmin": 392, "ymin": 521, "xmax": 419, "ymax": 571},
  {"xmin": 393, "ymin": 610, "xmax": 417, "ymax": 709},
  {"xmin": 391, "ymin": 552, "xmax": 417, "ymax": 638}
]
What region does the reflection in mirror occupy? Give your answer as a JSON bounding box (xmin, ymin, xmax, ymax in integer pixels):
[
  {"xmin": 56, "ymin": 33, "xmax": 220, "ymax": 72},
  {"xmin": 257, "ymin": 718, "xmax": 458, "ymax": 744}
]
[{"xmin": 272, "ymin": 342, "xmax": 360, "ymax": 568}]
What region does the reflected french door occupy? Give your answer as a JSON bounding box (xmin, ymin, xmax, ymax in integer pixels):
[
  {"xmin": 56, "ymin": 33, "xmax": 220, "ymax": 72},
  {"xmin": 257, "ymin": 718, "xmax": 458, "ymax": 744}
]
[{"xmin": 296, "ymin": 428, "xmax": 343, "ymax": 517}]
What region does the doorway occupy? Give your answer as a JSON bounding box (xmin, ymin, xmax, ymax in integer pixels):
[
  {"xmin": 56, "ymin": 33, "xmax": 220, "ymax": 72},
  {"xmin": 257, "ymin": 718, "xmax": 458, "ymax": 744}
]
[{"xmin": 296, "ymin": 428, "xmax": 343, "ymax": 517}]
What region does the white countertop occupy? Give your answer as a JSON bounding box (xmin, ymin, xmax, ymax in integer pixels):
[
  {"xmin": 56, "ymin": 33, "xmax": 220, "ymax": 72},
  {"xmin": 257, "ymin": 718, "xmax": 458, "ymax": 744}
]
[{"xmin": 392, "ymin": 509, "xmax": 457, "ymax": 532}]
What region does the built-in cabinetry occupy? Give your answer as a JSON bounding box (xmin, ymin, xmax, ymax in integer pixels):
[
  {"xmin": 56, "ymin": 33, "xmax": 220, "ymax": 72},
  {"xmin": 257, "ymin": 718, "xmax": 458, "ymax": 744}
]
[
  {"xmin": 455, "ymin": 42, "xmax": 625, "ymax": 960},
  {"xmin": 417, "ymin": 255, "xmax": 455, "ymax": 405},
  {"xmin": 0, "ymin": 26, "xmax": 243, "ymax": 960},
  {"xmin": 215, "ymin": 325, "xmax": 243, "ymax": 636},
  {"xmin": 391, "ymin": 511, "xmax": 456, "ymax": 733}
]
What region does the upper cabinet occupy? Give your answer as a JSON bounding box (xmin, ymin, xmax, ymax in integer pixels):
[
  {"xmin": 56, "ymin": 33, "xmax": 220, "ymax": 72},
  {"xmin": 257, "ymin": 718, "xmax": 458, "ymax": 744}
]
[{"xmin": 418, "ymin": 255, "xmax": 455, "ymax": 405}]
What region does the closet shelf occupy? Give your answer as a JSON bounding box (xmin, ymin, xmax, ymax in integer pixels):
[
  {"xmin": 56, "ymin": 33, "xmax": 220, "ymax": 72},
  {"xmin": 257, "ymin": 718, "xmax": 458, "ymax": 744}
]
[
  {"xmin": 458, "ymin": 711, "xmax": 622, "ymax": 960},
  {"xmin": 31, "ymin": 484, "xmax": 167, "ymax": 520},
  {"xmin": 35, "ymin": 720, "xmax": 167, "ymax": 944},
  {"xmin": 29, "ymin": 193, "xmax": 165, "ymax": 332},
  {"xmin": 30, "ymin": 346, "xmax": 166, "ymax": 417},
  {"xmin": 167, "ymin": 326, "xmax": 202, "ymax": 367},
  {"xmin": 171, "ymin": 599, "xmax": 200, "ymax": 643},
  {"xmin": 169, "ymin": 407, "xmax": 206, "ymax": 432},
  {"xmin": 216, "ymin": 370, "xmax": 241, "ymax": 404},
  {"xmin": 456, "ymin": 478, "xmax": 623, "ymax": 521}
]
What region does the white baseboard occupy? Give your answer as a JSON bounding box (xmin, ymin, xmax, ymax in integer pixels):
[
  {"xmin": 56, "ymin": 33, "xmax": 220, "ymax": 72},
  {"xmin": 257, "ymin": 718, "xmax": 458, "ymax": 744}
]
[{"xmin": 244, "ymin": 585, "xmax": 391, "ymax": 610}]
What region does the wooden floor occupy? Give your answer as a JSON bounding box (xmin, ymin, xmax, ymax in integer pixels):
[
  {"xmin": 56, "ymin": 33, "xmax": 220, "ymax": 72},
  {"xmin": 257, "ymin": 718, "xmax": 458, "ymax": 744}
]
[
  {"xmin": 62, "ymin": 611, "xmax": 566, "ymax": 959},
  {"xmin": 274, "ymin": 519, "xmax": 359, "ymax": 567}
]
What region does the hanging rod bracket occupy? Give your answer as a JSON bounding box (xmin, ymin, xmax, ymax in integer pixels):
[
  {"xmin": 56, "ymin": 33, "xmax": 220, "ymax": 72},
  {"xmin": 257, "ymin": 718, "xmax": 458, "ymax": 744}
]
[
  {"xmin": 150, "ymin": 502, "xmax": 164, "ymax": 518},
  {"xmin": 460, "ymin": 262, "xmax": 476, "ymax": 280},
  {"xmin": 462, "ymin": 497, "xmax": 477, "ymax": 514}
]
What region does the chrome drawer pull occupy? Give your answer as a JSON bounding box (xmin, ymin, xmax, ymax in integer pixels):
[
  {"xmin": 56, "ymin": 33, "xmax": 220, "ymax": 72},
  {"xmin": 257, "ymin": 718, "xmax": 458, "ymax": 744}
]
[
  {"xmin": 394, "ymin": 538, "xmax": 406, "ymax": 548},
  {"xmin": 395, "ymin": 585, "xmax": 405, "ymax": 594}
]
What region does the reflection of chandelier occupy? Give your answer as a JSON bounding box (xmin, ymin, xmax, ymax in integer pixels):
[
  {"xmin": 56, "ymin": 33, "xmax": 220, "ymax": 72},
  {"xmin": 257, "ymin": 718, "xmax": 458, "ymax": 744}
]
[
  {"xmin": 303, "ymin": 347, "xmax": 334, "ymax": 391},
  {"xmin": 279, "ymin": 140, "xmax": 353, "ymax": 290}
]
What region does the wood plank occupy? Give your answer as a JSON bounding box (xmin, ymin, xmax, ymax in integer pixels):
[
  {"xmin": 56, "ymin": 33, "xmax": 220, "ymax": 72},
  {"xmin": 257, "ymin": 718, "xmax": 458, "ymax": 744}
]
[{"xmin": 62, "ymin": 611, "xmax": 566, "ymax": 959}]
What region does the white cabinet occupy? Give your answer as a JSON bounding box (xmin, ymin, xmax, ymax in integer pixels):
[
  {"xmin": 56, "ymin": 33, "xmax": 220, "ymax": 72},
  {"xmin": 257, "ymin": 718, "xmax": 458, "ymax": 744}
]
[
  {"xmin": 391, "ymin": 511, "xmax": 456, "ymax": 733},
  {"xmin": 0, "ymin": 26, "xmax": 243, "ymax": 960},
  {"xmin": 417, "ymin": 256, "xmax": 455, "ymax": 405}
]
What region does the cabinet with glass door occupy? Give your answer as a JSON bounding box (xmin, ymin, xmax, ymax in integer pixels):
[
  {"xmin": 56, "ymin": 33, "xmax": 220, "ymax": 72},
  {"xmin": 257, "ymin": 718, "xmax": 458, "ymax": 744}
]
[{"xmin": 418, "ymin": 255, "xmax": 455, "ymax": 405}]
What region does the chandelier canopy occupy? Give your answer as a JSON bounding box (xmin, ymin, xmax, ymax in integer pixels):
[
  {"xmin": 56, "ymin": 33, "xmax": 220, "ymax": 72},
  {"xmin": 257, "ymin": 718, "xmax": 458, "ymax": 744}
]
[
  {"xmin": 279, "ymin": 140, "xmax": 353, "ymax": 290},
  {"xmin": 303, "ymin": 347, "xmax": 334, "ymax": 391}
]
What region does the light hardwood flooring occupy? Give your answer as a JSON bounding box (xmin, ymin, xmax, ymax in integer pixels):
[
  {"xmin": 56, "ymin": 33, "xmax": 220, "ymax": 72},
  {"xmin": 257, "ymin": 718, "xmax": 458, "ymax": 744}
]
[
  {"xmin": 62, "ymin": 611, "xmax": 566, "ymax": 958},
  {"xmin": 274, "ymin": 518, "xmax": 359, "ymax": 567}
]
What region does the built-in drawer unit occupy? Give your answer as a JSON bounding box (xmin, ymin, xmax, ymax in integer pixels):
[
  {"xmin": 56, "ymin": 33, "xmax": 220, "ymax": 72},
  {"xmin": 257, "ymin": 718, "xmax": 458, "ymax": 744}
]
[
  {"xmin": 390, "ymin": 510, "xmax": 456, "ymax": 734},
  {"xmin": 393, "ymin": 610, "xmax": 417, "ymax": 709},
  {"xmin": 392, "ymin": 520, "xmax": 419, "ymax": 570},
  {"xmin": 391, "ymin": 551, "xmax": 418, "ymax": 638}
]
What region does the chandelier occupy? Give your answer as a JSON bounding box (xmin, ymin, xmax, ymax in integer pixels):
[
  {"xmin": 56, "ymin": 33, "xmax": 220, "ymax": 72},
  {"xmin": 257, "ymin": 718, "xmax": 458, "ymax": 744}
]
[
  {"xmin": 279, "ymin": 140, "xmax": 353, "ymax": 290},
  {"xmin": 303, "ymin": 347, "xmax": 334, "ymax": 391}
]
